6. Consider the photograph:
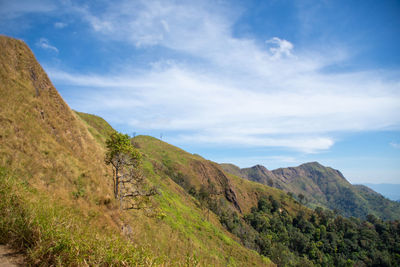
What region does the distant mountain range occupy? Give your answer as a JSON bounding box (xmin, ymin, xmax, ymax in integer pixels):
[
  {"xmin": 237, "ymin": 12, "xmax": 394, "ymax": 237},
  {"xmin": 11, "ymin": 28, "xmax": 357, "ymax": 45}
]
[
  {"xmin": 221, "ymin": 162, "xmax": 400, "ymax": 220},
  {"xmin": 361, "ymin": 183, "xmax": 400, "ymax": 201}
]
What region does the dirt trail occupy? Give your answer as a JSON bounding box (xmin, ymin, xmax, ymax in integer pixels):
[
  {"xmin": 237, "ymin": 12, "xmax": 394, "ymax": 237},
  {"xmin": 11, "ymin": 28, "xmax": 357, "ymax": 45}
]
[{"xmin": 0, "ymin": 245, "xmax": 24, "ymax": 266}]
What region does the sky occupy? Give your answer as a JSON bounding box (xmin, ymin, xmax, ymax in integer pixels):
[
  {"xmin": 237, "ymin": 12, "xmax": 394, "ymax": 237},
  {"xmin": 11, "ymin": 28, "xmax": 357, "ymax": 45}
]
[{"xmin": 1, "ymin": 0, "xmax": 400, "ymax": 184}]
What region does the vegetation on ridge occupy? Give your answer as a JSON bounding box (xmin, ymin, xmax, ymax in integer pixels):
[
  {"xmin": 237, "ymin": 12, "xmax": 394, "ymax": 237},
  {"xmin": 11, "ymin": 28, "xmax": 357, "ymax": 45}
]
[
  {"xmin": 134, "ymin": 136, "xmax": 400, "ymax": 266},
  {"xmin": 221, "ymin": 162, "xmax": 400, "ymax": 220}
]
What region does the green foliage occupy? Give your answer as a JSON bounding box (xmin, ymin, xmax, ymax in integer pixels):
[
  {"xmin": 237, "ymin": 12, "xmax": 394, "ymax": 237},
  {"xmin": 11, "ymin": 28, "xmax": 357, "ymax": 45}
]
[
  {"xmin": 224, "ymin": 162, "xmax": 400, "ymax": 221},
  {"xmin": 105, "ymin": 132, "xmax": 143, "ymax": 200},
  {"xmin": 244, "ymin": 197, "xmax": 400, "ymax": 266},
  {"xmin": 105, "ymin": 132, "xmax": 141, "ymax": 168}
]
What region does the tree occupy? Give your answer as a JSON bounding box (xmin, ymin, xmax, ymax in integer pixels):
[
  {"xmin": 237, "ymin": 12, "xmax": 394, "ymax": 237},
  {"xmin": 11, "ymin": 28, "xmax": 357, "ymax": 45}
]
[{"xmin": 105, "ymin": 132, "xmax": 156, "ymax": 209}]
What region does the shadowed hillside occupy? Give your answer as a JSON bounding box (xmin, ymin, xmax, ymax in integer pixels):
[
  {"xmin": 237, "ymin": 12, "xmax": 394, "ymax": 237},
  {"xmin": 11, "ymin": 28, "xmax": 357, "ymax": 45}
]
[{"xmin": 221, "ymin": 162, "xmax": 400, "ymax": 220}]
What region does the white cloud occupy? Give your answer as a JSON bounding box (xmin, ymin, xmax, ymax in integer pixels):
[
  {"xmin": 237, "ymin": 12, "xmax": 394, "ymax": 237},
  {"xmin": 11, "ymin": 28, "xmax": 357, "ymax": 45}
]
[
  {"xmin": 54, "ymin": 22, "xmax": 67, "ymax": 28},
  {"xmin": 266, "ymin": 37, "xmax": 294, "ymax": 59},
  {"xmin": 46, "ymin": 0, "xmax": 400, "ymax": 153},
  {"xmin": 37, "ymin": 38, "xmax": 58, "ymax": 53}
]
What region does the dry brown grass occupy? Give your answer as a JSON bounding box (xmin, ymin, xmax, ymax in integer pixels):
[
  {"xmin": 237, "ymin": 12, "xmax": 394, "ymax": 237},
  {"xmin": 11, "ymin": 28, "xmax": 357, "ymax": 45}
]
[{"xmin": 0, "ymin": 35, "xmax": 275, "ymax": 266}]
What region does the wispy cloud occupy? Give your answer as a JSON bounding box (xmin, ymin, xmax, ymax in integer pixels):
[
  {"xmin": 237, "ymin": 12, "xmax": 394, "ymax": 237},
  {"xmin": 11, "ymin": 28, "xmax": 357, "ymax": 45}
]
[
  {"xmin": 266, "ymin": 37, "xmax": 294, "ymax": 59},
  {"xmin": 54, "ymin": 22, "xmax": 67, "ymax": 29},
  {"xmin": 44, "ymin": 0, "xmax": 400, "ymax": 153},
  {"xmin": 390, "ymin": 142, "xmax": 400, "ymax": 149},
  {"xmin": 0, "ymin": 0, "xmax": 56, "ymax": 18},
  {"xmin": 37, "ymin": 38, "xmax": 58, "ymax": 53}
]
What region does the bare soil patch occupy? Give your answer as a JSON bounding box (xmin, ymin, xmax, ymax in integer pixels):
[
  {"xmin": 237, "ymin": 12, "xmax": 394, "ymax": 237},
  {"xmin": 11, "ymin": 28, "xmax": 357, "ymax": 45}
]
[{"xmin": 0, "ymin": 245, "xmax": 25, "ymax": 267}]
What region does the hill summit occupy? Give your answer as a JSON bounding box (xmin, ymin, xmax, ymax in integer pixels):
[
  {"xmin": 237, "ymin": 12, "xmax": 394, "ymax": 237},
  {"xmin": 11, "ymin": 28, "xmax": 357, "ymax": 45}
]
[{"xmin": 221, "ymin": 162, "xmax": 400, "ymax": 220}]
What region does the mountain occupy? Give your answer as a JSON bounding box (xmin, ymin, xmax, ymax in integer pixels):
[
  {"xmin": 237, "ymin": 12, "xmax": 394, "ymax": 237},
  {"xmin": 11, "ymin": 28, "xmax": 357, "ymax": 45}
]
[
  {"xmin": 127, "ymin": 136, "xmax": 400, "ymax": 266},
  {"xmin": 2, "ymin": 35, "xmax": 400, "ymax": 266},
  {"xmin": 362, "ymin": 183, "xmax": 400, "ymax": 201},
  {"xmin": 221, "ymin": 162, "xmax": 400, "ymax": 220},
  {"xmin": 0, "ymin": 35, "xmax": 272, "ymax": 266}
]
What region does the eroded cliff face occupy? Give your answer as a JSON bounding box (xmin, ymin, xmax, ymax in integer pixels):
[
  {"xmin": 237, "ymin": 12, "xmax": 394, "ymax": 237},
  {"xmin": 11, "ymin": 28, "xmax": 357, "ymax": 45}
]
[{"xmin": 191, "ymin": 160, "xmax": 242, "ymax": 212}]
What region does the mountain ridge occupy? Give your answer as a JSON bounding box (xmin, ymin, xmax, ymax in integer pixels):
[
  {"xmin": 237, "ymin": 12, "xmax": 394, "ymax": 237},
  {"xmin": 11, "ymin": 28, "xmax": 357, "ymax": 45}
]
[
  {"xmin": 221, "ymin": 162, "xmax": 400, "ymax": 220},
  {"xmin": 361, "ymin": 183, "xmax": 400, "ymax": 201}
]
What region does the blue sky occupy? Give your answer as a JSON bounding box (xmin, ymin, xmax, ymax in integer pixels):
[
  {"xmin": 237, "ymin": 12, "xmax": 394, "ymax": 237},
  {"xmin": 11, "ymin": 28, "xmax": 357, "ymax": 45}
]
[{"xmin": 1, "ymin": 0, "xmax": 400, "ymax": 184}]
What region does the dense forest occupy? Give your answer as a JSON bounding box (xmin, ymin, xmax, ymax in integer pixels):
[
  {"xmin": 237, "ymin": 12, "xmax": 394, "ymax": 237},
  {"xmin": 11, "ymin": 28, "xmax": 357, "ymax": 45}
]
[
  {"xmin": 186, "ymin": 179, "xmax": 400, "ymax": 266},
  {"xmin": 245, "ymin": 196, "xmax": 400, "ymax": 266}
]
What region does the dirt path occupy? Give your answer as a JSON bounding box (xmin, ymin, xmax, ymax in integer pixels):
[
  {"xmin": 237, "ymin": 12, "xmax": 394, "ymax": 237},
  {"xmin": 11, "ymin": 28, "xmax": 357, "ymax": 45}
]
[{"xmin": 0, "ymin": 245, "xmax": 25, "ymax": 267}]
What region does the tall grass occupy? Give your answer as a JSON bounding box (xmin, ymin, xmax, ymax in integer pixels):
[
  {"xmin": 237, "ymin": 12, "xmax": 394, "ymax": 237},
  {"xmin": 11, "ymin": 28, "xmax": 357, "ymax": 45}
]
[{"xmin": 0, "ymin": 167, "xmax": 157, "ymax": 266}]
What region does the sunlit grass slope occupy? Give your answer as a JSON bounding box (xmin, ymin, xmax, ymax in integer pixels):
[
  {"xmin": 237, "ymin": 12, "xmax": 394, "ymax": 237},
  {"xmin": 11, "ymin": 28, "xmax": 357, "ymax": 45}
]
[
  {"xmin": 0, "ymin": 35, "xmax": 273, "ymax": 266},
  {"xmin": 133, "ymin": 135, "xmax": 307, "ymax": 215},
  {"xmin": 131, "ymin": 135, "xmax": 314, "ymax": 262},
  {"xmin": 0, "ymin": 35, "xmax": 163, "ymax": 265},
  {"xmin": 77, "ymin": 119, "xmax": 273, "ymax": 266},
  {"xmin": 74, "ymin": 111, "xmax": 115, "ymax": 146}
]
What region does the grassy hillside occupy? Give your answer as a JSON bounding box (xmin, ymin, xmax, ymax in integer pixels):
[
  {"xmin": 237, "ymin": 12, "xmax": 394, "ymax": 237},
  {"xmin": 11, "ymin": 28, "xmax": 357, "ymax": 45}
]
[
  {"xmin": 221, "ymin": 162, "xmax": 400, "ymax": 220},
  {"xmin": 3, "ymin": 35, "xmax": 399, "ymax": 266},
  {"xmin": 133, "ymin": 137, "xmax": 400, "ymax": 266},
  {"xmin": 0, "ymin": 35, "xmax": 273, "ymax": 266},
  {"xmin": 74, "ymin": 111, "xmax": 115, "ymax": 146}
]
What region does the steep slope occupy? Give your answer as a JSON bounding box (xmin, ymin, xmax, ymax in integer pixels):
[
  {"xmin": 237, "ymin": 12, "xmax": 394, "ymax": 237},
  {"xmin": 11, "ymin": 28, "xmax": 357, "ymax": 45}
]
[
  {"xmin": 74, "ymin": 111, "xmax": 115, "ymax": 146},
  {"xmin": 221, "ymin": 162, "xmax": 400, "ymax": 220},
  {"xmin": 134, "ymin": 138, "xmax": 400, "ymax": 267},
  {"xmin": 0, "ymin": 35, "xmax": 113, "ymax": 201},
  {"xmin": 131, "ymin": 136, "xmax": 312, "ymax": 262},
  {"xmin": 0, "ymin": 35, "xmax": 273, "ymax": 266},
  {"xmin": 0, "ymin": 35, "xmax": 153, "ymax": 265}
]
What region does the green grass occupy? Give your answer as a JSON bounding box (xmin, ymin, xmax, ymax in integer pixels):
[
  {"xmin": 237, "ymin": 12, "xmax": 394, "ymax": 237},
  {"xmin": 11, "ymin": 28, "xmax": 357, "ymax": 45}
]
[
  {"xmin": 0, "ymin": 35, "xmax": 276, "ymax": 266},
  {"xmin": 68, "ymin": 114, "xmax": 271, "ymax": 266},
  {"xmin": 0, "ymin": 167, "xmax": 159, "ymax": 266},
  {"xmin": 74, "ymin": 111, "xmax": 115, "ymax": 146},
  {"xmin": 136, "ymin": 157, "xmax": 271, "ymax": 266}
]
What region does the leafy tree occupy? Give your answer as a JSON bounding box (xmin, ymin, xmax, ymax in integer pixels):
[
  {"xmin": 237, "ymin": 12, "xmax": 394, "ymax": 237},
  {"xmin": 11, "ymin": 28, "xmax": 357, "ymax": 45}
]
[{"xmin": 105, "ymin": 132, "xmax": 156, "ymax": 209}]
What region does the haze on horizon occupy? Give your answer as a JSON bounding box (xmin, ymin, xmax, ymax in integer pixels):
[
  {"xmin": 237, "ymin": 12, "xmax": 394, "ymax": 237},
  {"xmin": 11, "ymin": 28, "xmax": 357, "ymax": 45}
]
[{"xmin": 1, "ymin": 0, "xmax": 399, "ymax": 184}]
